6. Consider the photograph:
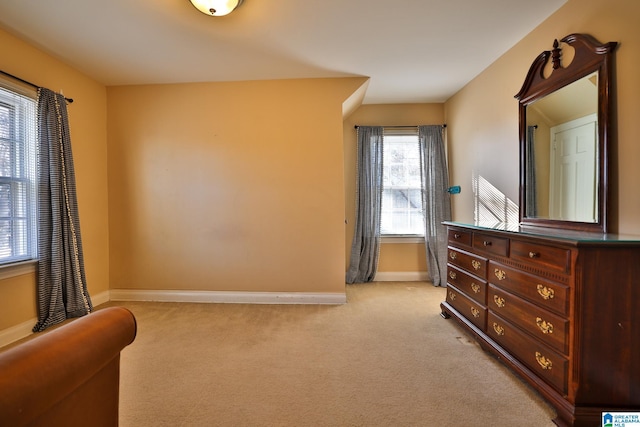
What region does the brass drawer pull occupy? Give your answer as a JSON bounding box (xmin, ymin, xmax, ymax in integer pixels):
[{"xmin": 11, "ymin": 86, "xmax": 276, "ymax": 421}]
[
  {"xmin": 535, "ymin": 352, "xmax": 553, "ymax": 370},
  {"xmin": 493, "ymin": 295, "xmax": 505, "ymax": 308},
  {"xmin": 494, "ymin": 269, "xmax": 506, "ymax": 280},
  {"xmin": 454, "ymin": 233, "xmax": 461, "ymax": 239},
  {"xmin": 471, "ymin": 260, "xmax": 481, "ymax": 270},
  {"xmin": 483, "ymin": 240, "xmax": 492, "ymax": 246},
  {"xmin": 529, "ymin": 251, "xmax": 540, "ymax": 258},
  {"xmin": 448, "ymin": 291, "xmax": 456, "ymax": 301},
  {"xmin": 492, "ymin": 322, "xmax": 505, "ymax": 336},
  {"xmin": 449, "ymin": 271, "xmax": 457, "ymax": 280},
  {"xmin": 536, "ymin": 317, "xmax": 554, "ymax": 334},
  {"xmin": 536, "ymin": 284, "xmax": 555, "ymax": 300},
  {"xmin": 449, "ymin": 251, "xmax": 457, "ymax": 260},
  {"xmin": 470, "ymin": 307, "xmax": 480, "ymax": 318},
  {"xmin": 471, "ymin": 283, "xmax": 481, "ymax": 294}
]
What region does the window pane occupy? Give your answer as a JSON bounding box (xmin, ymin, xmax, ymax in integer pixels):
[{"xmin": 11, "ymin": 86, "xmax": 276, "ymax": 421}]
[
  {"xmin": 392, "ymin": 189, "xmax": 408, "ymax": 208},
  {"xmin": 0, "ymin": 219, "xmax": 10, "ymax": 258},
  {"xmin": 409, "ymin": 211, "xmax": 424, "ymax": 232},
  {"xmin": 388, "ymin": 145, "xmax": 404, "ymax": 162},
  {"xmin": 382, "ymin": 190, "xmax": 393, "ymax": 208},
  {"xmin": 407, "ymin": 164, "xmax": 421, "ymax": 186},
  {"xmin": 0, "ymin": 86, "xmax": 37, "ymax": 264},
  {"xmin": 408, "ymin": 189, "xmax": 421, "ymax": 209},
  {"xmin": 0, "ymin": 183, "xmax": 10, "ymax": 216},
  {"xmin": 391, "ymin": 212, "xmax": 408, "ymax": 232},
  {"xmin": 0, "ymin": 141, "xmax": 10, "ymax": 177},
  {"xmin": 0, "ymin": 104, "xmax": 10, "ymax": 139},
  {"xmin": 1, "ymin": 103, "xmax": 14, "ymax": 177},
  {"xmin": 389, "ymin": 164, "xmax": 404, "ymax": 186},
  {"xmin": 380, "ymin": 133, "xmax": 424, "ymax": 235}
]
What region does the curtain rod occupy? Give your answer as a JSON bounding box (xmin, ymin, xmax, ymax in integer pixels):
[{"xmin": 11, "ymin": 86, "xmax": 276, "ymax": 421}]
[
  {"xmin": 0, "ymin": 69, "xmax": 74, "ymax": 103},
  {"xmin": 354, "ymin": 124, "xmax": 446, "ymax": 129}
]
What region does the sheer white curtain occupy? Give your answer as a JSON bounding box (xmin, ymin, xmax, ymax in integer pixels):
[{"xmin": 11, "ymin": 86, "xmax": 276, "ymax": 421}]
[
  {"xmin": 346, "ymin": 126, "xmax": 383, "ymax": 284},
  {"xmin": 419, "ymin": 125, "xmax": 451, "ymax": 287}
]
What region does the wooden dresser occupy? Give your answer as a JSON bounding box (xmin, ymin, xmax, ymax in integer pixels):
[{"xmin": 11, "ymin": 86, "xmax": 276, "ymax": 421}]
[{"xmin": 440, "ymin": 221, "xmax": 640, "ymax": 427}]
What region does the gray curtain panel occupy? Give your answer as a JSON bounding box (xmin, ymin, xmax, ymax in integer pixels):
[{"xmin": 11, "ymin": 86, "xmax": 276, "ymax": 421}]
[
  {"xmin": 33, "ymin": 88, "xmax": 92, "ymax": 332},
  {"xmin": 526, "ymin": 125, "xmax": 537, "ymax": 217},
  {"xmin": 346, "ymin": 126, "xmax": 384, "ymax": 284},
  {"xmin": 419, "ymin": 125, "xmax": 451, "ymax": 287}
]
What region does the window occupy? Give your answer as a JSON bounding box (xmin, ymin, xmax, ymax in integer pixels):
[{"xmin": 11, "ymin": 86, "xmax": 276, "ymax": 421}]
[
  {"xmin": 0, "ymin": 83, "xmax": 37, "ymax": 265},
  {"xmin": 380, "ymin": 129, "xmax": 424, "ymax": 236}
]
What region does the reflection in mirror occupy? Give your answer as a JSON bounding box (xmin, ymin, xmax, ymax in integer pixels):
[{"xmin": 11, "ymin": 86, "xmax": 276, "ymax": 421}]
[{"xmin": 525, "ymin": 72, "xmax": 599, "ymax": 222}]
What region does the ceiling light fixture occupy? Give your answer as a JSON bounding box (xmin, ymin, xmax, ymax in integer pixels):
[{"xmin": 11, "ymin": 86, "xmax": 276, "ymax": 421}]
[{"xmin": 188, "ymin": 0, "xmax": 244, "ymax": 17}]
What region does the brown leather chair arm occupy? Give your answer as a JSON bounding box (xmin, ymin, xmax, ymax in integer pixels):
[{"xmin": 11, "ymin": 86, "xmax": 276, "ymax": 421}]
[{"xmin": 0, "ymin": 306, "xmax": 137, "ymax": 427}]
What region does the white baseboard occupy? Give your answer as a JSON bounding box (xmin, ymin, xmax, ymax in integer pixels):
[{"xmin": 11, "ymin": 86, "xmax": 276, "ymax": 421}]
[
  {"xmin": 91, "ymin": 290, "xmax": 110, "ymax": 306},
  {"xmin": 373, "ymin": 271, "xmax": 429, "ymax": 282},
  {"xmin": 109, "ymin": 289, "xmax": 347, "ymax": 305},
  {"xmin": 0, "ymin": 318, "xmax": 36, "ymax": 348},
  {"xmin": 0, "ymin": 290, "xmax": 125, "ymax": 348}
]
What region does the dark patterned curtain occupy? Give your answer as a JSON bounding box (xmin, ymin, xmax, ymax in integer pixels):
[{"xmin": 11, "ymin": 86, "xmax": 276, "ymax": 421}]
[
  {"xmin": 346, "ymin": 126, "xmax": 384, "ymax": 284},
  {"xmin": 419, "ymin": 125, "xmax": 451, "ymax": 287},
  {"xmin": 33, "ymin": 88, "xmax": 92, "ymax": 332}
]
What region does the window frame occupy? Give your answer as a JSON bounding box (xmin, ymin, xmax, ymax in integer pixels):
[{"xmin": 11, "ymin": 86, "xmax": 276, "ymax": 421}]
[
  {"xmin": 380, "ymin": 128, "xmax": 424, "ymax": 240},
  {"xmin": 0, "ymin": 79, "xmax": 38, "ymax": 268}
]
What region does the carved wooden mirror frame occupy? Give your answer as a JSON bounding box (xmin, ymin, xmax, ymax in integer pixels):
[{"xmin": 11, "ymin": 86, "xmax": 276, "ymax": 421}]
[{"xmin": 515, "ymin": 34, "xmax": 617, "ymax": 233}]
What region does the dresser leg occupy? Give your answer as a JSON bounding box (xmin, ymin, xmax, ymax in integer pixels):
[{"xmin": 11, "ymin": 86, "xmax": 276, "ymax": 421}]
[
  {"xmin": 551, "ymin": 415, "xmax": 570, "ymax": 427},
  {"xmin": 440, "ymin": 302, "xmax": 452, "ymax": 319}
]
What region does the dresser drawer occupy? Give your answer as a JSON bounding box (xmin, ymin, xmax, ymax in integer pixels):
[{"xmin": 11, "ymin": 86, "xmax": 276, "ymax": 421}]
[
  {"xmin": 489, "ymin": 261, "xmax": 570, "ymax": 316},
  {"xmin": 510, "ymin": 240, "xmax": 570, "ymax": 274},
  {"xmin": 448, "ymin": 228, "xmax": 472, "ymax": 247},
  {"xmin": 473, "ymin": 233, "xmax": 509, "ymax": 257},
  {"xmin": 446, "ymin": 284, "xmax": 486, "ymax": 331},
  {"xmin": 487, "ymin": 312, "xmax": 568, "ymax": 394},
  {"xmin": 488, "ymin": 284, "xmax": 569, "ymax": 355},
  {"xmin": 447, "ymin": 265, "xmax": 487, "ymax": 304},
  {"xmin": 448, "ymin": 248, "xmax": 487, "ymax": 278}
]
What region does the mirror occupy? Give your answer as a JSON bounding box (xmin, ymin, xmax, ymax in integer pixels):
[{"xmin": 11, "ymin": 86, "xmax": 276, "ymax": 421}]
[{"xmin": 515, "ymin": 34, "xmax": 617, "ymax": 233}]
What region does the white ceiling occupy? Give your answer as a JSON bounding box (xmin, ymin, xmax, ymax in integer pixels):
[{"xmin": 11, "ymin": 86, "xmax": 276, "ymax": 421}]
[{"xmin": 0, "ymin": 0, "xmax": 567, "ymax": 104}]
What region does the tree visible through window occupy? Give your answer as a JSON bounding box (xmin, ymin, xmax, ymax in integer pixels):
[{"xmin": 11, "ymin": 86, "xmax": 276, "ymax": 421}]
[
  {"xmin": 0, "ymin": 85, "xmax": 37, "ymax": 265},
  {"xmin": 381, "ymin": 131, "xmax": 424, "ymax": 235}
]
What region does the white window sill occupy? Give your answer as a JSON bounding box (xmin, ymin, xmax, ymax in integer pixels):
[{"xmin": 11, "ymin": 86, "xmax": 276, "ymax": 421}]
[
  {"xmin": 0, "ymin": 260, "xmax": 37, "ymax": 280},
  {"xmin": 381, "ymin": 236, "xmax": 424, "ymax": 244}
]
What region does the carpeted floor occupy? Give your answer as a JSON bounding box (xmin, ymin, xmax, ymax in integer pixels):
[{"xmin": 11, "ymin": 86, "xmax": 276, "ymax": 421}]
[{"xmin": 103, "ymin": 282, "xmax": 556, "ymax": 426}]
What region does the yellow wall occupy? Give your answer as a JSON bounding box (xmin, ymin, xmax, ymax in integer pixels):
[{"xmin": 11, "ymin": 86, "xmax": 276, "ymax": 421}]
[
  {"xmin": 107, "ymin": 78, "xmax": 366, "ymax": 294},
  {"xmin": 343, "ymin": 104, "xmax": 444, "ymax": 276},
  {"xmin": 445, "ymin": 0, "xmax": 640, "ymax": 235},
  {"xmin": 0, "ymin": 29, "xmax": 109, "ymax": 330}
]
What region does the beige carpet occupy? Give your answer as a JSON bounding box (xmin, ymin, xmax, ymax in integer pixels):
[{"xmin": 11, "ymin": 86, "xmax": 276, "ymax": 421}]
[{"xmin": 102, "ymin": 282, "xmax": 555, "ymax": 427}]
